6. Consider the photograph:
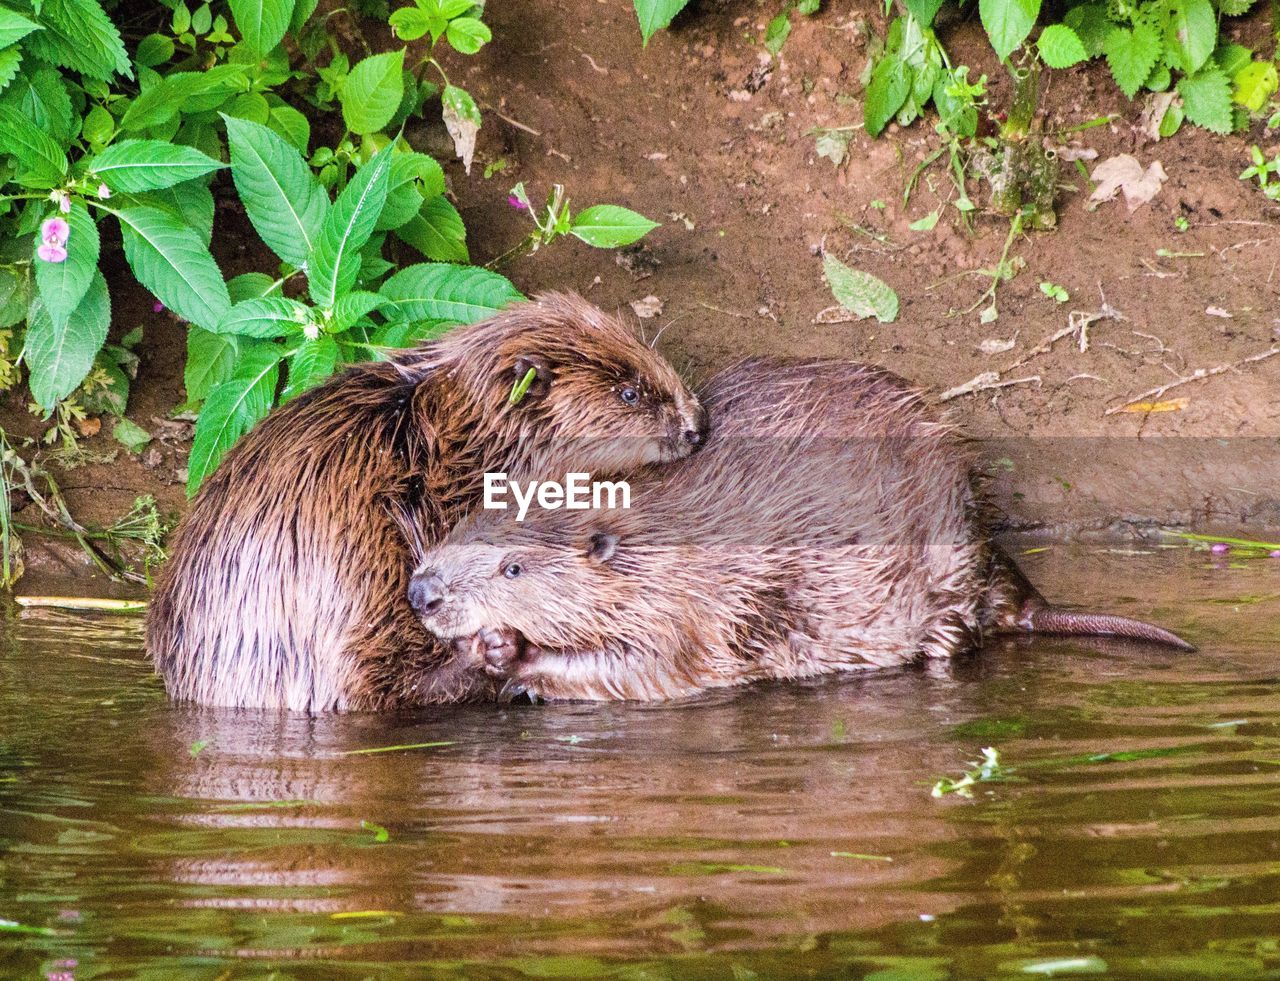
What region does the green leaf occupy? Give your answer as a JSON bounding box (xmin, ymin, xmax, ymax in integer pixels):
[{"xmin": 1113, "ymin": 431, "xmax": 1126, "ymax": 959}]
[
  {"xmin": 1214, "ymin": 42, "xmax": 1253, "ymax": 76},
  {"xmin": 863, "ymin": 55, "xmax": 911, "ymax": 138},
  {"xmin": 388, "ymin": 7, "xmax": 432, "ymax": 41},
  {"xmin": 223, "ymin": 115, "xmax": 329, "ymax": 267},
  {"xmin": 281, "ymin": 335, "xmax": 337, "ymax": 402},
  {"xmin": 0, "ymin": 47, "xmax": 21, "ymax": 94},
  {"xmin": 121, "ymin": 65, "xmax": 248, "ymax": 131},
  {"xmin": 340, "ymin": 49, "xmax": 405, "ymax": 136},
  {"xmin": 1036, "ymin": 24, "xmax": 1087, "ymax": 68},
  {"xmin": 440, "ymin": 83, "xmax": 480, "ymax": 173},
  {"xmin": 116, "ymin": 203, "xmax": 230, "ymax": 331},
  {"xmin": 214, "ymin": 296, "xmax": 309, "ymax": 337},
  {"xmin": 395, "ymin": 195, "xmax": 469, "ymax": 262},
  {"xmin": 35, "ymin": 200, "xmax": 99, "ymax": 331},
  {"xmin": 1232, "ymin": 60, "xmax": 1278, "ymax": 111},
  {"xmin": 1063, "ymin": 3, "xmax": 1113, "ymax": 57},
  {"xmin": 1178, "ymin": 65, "xmax": 1234, "ymax": 133},
  {"xmin": 822, "ymin": 254, "xmax": 898, "ymax": 323},
  {"xmin": 445, "ymin": 16, "xmax": 490, "ymax": 54},
  {"xmin": 135, "ymin": 33, "xmax": 175, "ymax": 68},
  {"xmin": 10, "ymin": 67, "xmax": 75, "ymax": 144},
  {"xmin": 186, "ymin": 344, "xmax": 282, "ymax": 495},
  {"xmin": 569, "ymin": 204, "xmax": 660, "ymax": 249},
  {"xmin": 112, "ymin": 418, "xmax": 151, "ymax": 452},
  {"xmin": 147, "ymin": 180, "xmax": 216, "ymax": 247},
  {"xmin": 184, "ymin": 327, "xmax": 239, "ymax": 399},
  {"xmin": 1161, "ymin": 0, "xmax": 1215, "ymax": 75},
  {"xmin": 227, "ymin": 271, "xmax": 280, "ymax": 302},
  {"xmin": 267, "ymin": 101, "xmax": 310, "ymax": 152},
  {"xmin": 308, "ymin": 147, "xmax": 394, "ymax": 308},
  {"xmin": 24, "ymin": 271, "xmax": 110, "ymax": 408},
  {"xmin": 902, "ymin": 0, "xmax": 945, "ymax": 27},
  {"xmin": 370, "ymin": 319, "xmax": 449, "ymax": 350},
  {"xmin": 0, "ymin": 8, "xmax": 40, "ymax": 49},
  {"xmin": 632, "ymin": 0, "xmax": 689, "ymax": 44},
  {"xmin": 22, "ymin": 0, "xmax": 130, "ymax": 80},
  {"xmin": 1103, "ymin": 23, "xmax": 1162, "ymax": 99},
  {"xmin": 229, "ymin": 0, "xmax": 296, "ymax": 56},
  {"xmin": 0, "ymin": 104, "xmax": 67, "ymax": 187},
  {"xmin": 329, "ymin": 290, "xmax": 385, "ymax": 330},
  {"xmin": 763, "ymin": 12, "xmax": 791, "ymax": 56},
  {"xmin": 90, "ymin": 140, "xmax": 224, "ymax": 193},
  {"xmin": 979, "ymin": 0, "xmax": 1041, "ymax": 61},
  {"xmin": 1216, "ymin": 0, "xmax": 1257, "ymax": 13},
  {"xmin": 376, "ymin": 151, "xmax": 439, "ymax": 231},
  {"xmin": 379, "ymin": 263, "xmax": 522, "ymax": 324}
]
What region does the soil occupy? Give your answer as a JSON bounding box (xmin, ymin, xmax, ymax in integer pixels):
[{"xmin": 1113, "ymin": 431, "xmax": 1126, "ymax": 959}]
[{"xmin": 6, "ymin": 0, "xmax": 1280, "ymax": 585}]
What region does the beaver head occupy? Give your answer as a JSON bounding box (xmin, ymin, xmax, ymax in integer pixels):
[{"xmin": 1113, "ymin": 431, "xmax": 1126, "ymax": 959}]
[{"xmin": 406, "ymin": 292, "xmax": 709, "ymax": 477}]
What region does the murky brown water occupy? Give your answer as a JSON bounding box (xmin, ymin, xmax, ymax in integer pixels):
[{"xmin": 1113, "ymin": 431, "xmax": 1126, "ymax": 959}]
[{"xmin": 0, "ymin": 544, "xmax": 1277, "ymax": 978}]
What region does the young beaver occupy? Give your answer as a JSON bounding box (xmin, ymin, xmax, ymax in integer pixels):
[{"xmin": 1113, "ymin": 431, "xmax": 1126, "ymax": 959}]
[
  {"xmin": 147, "ymin": 293, "xmax": 708, "ymax": 711},
  {"xmin": 408, "ymin": 359, "xmax": 1193, "ymax": 702}
]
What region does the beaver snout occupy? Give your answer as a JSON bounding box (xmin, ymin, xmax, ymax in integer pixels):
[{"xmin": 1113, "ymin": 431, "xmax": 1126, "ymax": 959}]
[
  {"xmin": 681, "ymin": 403, "xmax": 710, "ymax": 448},
  {"xmin": 408, "ymin": 572, "xmax": 447, "ymax": 617}
]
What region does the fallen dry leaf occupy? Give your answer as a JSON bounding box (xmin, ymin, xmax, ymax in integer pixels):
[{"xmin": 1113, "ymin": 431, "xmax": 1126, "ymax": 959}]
[
  {"xmin": 75, "ymin": 416, "xmax": 102, "ymax": 437},
  {"xmin": 978, "ymin": 336, "xmax": 1017, "ymax": 355},
  {"xmin": 1205, "ymin": 306, "xmax": 1233, "ymax": 318},
  {"xmin": 1119, "ymin": 397, "xmax": 1189, "ymax": 413},
  {"xmin": 1056, "ymin": 145, "xmax": 1098, "ymax": 162},
  {"xmin": 1138, "ymin": 92, "xmax": 1178, "ymax": 141},
  {"xmin": 630, "ymin": 295, "xmax": 664, "ymax": 319},
  {"xmin": 1090, "ymin": 155, "xmax": 1168, "ymax": 211}
]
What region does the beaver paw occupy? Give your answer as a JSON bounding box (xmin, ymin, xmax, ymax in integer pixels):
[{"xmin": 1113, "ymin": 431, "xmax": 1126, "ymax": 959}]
[{"xmin": 479, "ymin": 627, "xmax": 526, "ymax": 678}]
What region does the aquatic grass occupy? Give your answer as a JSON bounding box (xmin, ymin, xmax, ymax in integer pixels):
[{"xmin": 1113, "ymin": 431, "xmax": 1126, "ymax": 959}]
[
  {"xmin": 831, "ymin": 852, "xmax": 894, "ymax": 862},
  {"xmin": 14, "ymin": 596, "xmax": 146, "ymax": 613},
  {"xmin": 1166, "ymin": 530, "xmax": 1280, "ymax": 555},
  {"xmin": 339, "ymin": 740, "xmax": 455, "ymax": 756}
]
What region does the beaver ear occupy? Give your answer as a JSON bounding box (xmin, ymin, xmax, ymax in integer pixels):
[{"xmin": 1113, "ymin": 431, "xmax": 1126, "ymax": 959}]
[
  {"xmin": 512, "ymin": 354, "xmax": 553, "ymax": 402},
  {"xmin": 586, "ymin": 531, "xmax": 619, "ymax": 563}
]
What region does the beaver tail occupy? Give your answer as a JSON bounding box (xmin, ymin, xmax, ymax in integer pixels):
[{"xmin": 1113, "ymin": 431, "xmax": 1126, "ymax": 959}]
[
  {"xmin": 1016, "ymin": 603, "xmax": 1196, "ymax": 651},
  {"xmin": 989, "ymin": 546, "xmax": 1196, "ymax": 651}
]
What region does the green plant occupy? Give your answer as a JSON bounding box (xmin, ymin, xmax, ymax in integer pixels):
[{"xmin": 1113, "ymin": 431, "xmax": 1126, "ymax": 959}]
[
  {"xmin": 763, "ymin": 0, "xmax": 820, "ymax": 57},
  {"xmin": 1240, "ymin": 144, "xmax": 1280, "ymax": 200},
  {"xmin": 493, "ymin": 182, "xmax": 658, "ymax": 266}
]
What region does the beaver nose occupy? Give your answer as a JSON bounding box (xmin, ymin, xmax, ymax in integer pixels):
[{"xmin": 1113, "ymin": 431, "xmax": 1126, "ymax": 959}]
[
  {"xmin": 682, "ymin": 427, "xmax": 703, "ymax": 446},
  {"xmin": 682, "ymin": 406, "xmax": 710, "ymax": 447},
  {"xmin": 408, "ymin": 573, "xmax": 446, "ymax": 617}
]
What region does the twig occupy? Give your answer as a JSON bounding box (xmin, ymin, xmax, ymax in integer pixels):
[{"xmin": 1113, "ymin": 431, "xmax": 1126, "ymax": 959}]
[
  {"xmin": 939, "ymin": 372, "xmax": 1041, "ymax": 402},
  {"xmin": 1105, "ymin": 345, "xmax": 1280, "ymax": 415},
  {"xmin": 479, "ymin": 102, "xmax": 541, "ymax": 136},
  {"xmin": 15, "ymin": 596, "xmax": 146, "ymax": 613}
]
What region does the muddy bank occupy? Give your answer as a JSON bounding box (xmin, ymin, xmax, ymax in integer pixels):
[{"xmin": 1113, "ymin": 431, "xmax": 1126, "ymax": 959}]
[{"xmin": 4, "ymin": 0, "xmax": 1280, "ymax": 583}]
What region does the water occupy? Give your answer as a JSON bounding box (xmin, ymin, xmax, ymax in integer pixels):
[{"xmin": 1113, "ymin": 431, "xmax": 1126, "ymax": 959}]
[{"xmin": 0, "ymin": 544, "xmax": 1277, "ymax": 979}]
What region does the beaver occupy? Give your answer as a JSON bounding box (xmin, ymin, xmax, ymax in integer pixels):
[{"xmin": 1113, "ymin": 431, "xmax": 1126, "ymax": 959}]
[
  {"xmin": 406, "ymin": 358, "xmax": 1193, "ymax": 702},
  {"xmin": 147, "ymin": 293, "xmax": 708, "ymax": 711}
]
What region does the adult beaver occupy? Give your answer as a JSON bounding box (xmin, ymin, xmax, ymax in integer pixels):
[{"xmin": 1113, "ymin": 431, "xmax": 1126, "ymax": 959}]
[
  {"xmin": 408, "ymin": 358, "xmax": 1193, "ymax": 702},
  {"xmin": 147, "ymin": 293, "xmax": 708, "ymax": 711}
]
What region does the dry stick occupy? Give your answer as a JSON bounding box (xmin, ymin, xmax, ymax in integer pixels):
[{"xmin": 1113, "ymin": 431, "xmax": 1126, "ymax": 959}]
[
  {"xmin": 939, "ymin": 373, "xmax": 1041, "ymax": 402},
  {"xmin": 15, "ymin": 596, "xmax": 146, "ymax": 613},
  {"xmin": 1104, "ymin": 345, "xmax": 1280, "ymax": 415}
]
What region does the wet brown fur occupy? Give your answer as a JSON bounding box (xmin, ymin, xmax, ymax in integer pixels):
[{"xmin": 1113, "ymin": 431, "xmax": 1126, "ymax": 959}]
[
  {"xmin": 146, "ymin": 293, "xmax": 706, "ymax": 711},
  {"xmin": 411, "ymin": 359, "xmax": 1192, "ymax": 702}
]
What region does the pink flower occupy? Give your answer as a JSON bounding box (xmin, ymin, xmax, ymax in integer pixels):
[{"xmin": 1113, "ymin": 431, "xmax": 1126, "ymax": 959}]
[
  {"xmin": 1209, "ymin": 542, "xmax": 1230, "ymax": 554},
  {"xmin": 58, "ymin": 195, "xmax": 71, "ymax": 214},
  {"xmin": 507, "ymin": 195, "xmax": 528, "ymax": 210},
  {"xmin": 97, "ymin": 183, "xmax": 111, "ymax": 199},
  {"xmin": 41, "ymin": 218, "xmax": 69, "ymax": 246},
  {"xmin": 152, "ymin": 300, "xmax": 164, "ymax": 313},
  {"xmin": 1270, "ymin": 550, "xmax": 1280, "ymax": 559},
  {"xmin": 37, "ymin": 242, "xmax": 68, "ymax": 263}
]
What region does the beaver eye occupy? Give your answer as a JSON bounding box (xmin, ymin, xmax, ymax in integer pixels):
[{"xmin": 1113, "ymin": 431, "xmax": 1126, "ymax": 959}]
[
  {"xmin": 619, "ymin": 386, "xmax": 640, "ymax": 406},
  {"xmin": 503, "ymin": 563, "xmax": 522, "ymax": 579}
]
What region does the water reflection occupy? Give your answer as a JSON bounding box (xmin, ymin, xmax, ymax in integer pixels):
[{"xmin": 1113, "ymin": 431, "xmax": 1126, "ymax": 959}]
[{"xmin": 0, "ymin": 545, "xmax": 1278, "ymax": 977}]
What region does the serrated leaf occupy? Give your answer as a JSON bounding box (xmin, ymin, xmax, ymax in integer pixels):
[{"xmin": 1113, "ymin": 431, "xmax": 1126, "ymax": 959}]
[
  {"xmin": 379, "ymin": 263, "xmax": 522, "ymax": 324},
  {"xmin": 214, "ymin": 296, "xmax": 309, "ymax": 337},
  {"xmin": 979, "ymin": 0, "xmax": 1040, "ymax": 61},
  {"xmin": 116, "ymin": 203, "xmax": 230, "ymax": 331},
  {"xmin": 1063, "ymin": 3, "xmax": 1114, "ymax": 57},
  {"xmin": 281, "ymin": 335, "xmax": 337, "ymax": 402},
  {"xmin": 113, "ymin": 418, "xmax": 151, "ymax": 451},
  {"xmin": 308, "ymin": 147, "xmax": 393, "ymax": 308},
  {"xmin": 267, "ymin": 101, "xmax": 310, "ymax": 152},
  {"xmin": 1232, "ymin": 60, "xmax": 1278, "ymax": 112},
  {"xmin": 329, "ymin": 290, "xmax": 385, "ymax": 330},
  {"xmin": 120, "ymin": 65, "xmax": 247, "ymax": 132},
  {"xmin": 1216, "ymin": 0, "xmax": 1257, "ymax": 13},
  {"xmin": 445, "ymin": 16, "xmax": 490, "ymax": 55},
  {"xmin": 0, "ymin": 7, "xmax": 40, "ymax": 49},
  {"xmin": 90, "ymin": 140, "xmax": 224, "ymax": 193},
  {"xmin": 135, "ymin": 33, "xmax": 174, "ymax": 68},
  {"xmin": 863, "ymin": 55, "xmax": 911, "ymax": 138},
  {"xmin": 23, "ymin": 0, "xmax": 130, "ymax": 80},
  {"xmin": 1161, "ymin": 0, "xmax": 1215, "ymax": 75},
  {"xmin": 1177, "ymin": 65, "xmax": 1234, "ymax": 133},
  {"xmin": 35, "ymin": 200, "xmax": 99, "ymax": 331},
  {"xmin": 146, "ymin": 180, "xmax": 216, "ymax": 247},
  {"xmin": 229, "ymin": 0, "xmax": 295, "ymax": 57},
  {"xmin": 822, "ymin": 254, "xmax": 898, "ymax": 323},
  {"xmin": 569, "ymin": 204, "xmax": 659, "ymax": 249},
  {"xmin": 184, "ymin": 327, "xmax": 239, "ymax": 399},
  {"xmin": 902, "ymin": 0, "xmax": 945, "ymax": 26},
  {"xmin": 3, "ymin": 67, "xmax": 74, "ymax": 144},
  {"xmin": 394, "ymin": 195, "xmax": 469, "ymax": 262},
  {"xmin": 370, "ymin": 319, "xmax": 449, "ymax": 350},
  {"xmin": 376, "ymin": 152, "xmax": 436, "ymax": 231},
  {"xmin": 0, "ymin": 104, "xmax": 67, "ymax": 186},
  {"xmin": 1036, "ymin": 24, "xmax": 1087, "ymax": 68},
  {"xmin": 24, "ymin": 271, "xmax": 110, "ymax": 408},
  {"xmin": 0, "ymin": 47, "xmax": 21, "ymax": 94},
  {"xmin": 633, "ymin": 0, "xmax": 690, "ymax": 44},
  {"xmin": 1103, "ymin": 23, "xmax": 1162, "ymax": 99},
  {"xmin": 187, "ymin": 344, "xmax": 282, "ymax": 495},
  {"xmin": 340, "ymin": 49, "xmax": 405, "ymax": 135},
  {"xmin": 764, "ymin": 12, "xmax": 790, "ymax": 56},
  {"xmin": 224, "ymin": 115, "xmax": 329, "ymax": 266}
]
